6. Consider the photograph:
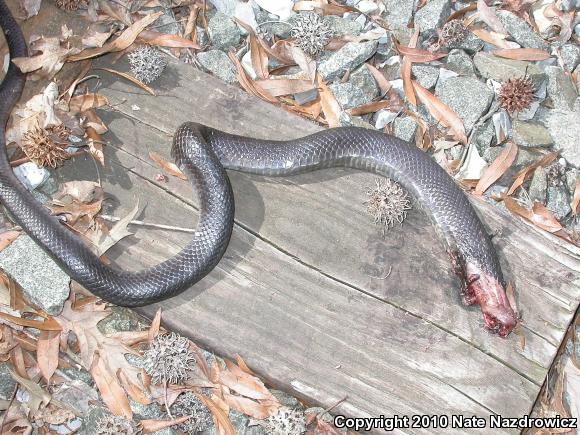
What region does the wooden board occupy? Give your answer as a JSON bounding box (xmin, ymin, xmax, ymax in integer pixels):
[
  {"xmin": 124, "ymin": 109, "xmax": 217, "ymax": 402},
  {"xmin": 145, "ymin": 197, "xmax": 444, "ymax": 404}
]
[{"xmin": 51, "ymin": 54, "xmax": 580, "ymax": 433}]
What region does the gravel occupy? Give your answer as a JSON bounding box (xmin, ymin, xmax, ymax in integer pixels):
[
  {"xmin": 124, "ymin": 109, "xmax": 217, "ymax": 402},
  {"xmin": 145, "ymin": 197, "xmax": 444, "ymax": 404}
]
[{"xmin": 318, "ymin": 41, "xmax": 378, "ymax": 81}]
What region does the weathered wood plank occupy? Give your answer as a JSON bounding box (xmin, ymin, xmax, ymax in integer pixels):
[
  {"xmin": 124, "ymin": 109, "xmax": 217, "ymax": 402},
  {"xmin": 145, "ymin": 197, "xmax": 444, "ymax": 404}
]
[{"xmin": 49, "ymin": 55, "xmax": 579, "ymax": 430}]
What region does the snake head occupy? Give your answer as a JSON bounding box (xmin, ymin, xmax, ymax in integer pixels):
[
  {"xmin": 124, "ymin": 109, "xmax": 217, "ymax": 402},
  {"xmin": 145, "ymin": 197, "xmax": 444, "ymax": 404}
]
[{"xmin": 464, "ymin": 264, "xmax": 517, "ymax": 337}]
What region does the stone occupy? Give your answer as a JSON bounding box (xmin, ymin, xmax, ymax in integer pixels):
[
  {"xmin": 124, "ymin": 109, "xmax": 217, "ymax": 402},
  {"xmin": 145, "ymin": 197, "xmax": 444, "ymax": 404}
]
[
  {"xmin": 318, "ymin": 41, "xmax": 377, "ymax": 81},
  {"xmin": 339, "ymin": 112, "xmax": 375, "ymax": 129},
  {"xmin": 0, "ymin": 363, "xmax": 17, "ymax": 400},
  {"xmin": 411, "ymin": 64, "xmax": 440, "ymax": 89},
  {"xmin": 293, "ymin": 88, "xmax": 318, "ymax": 105},
  {"xmin": 447, "ymin": 32, "xmax": 484, "ymax": 53},
  {"xmin": 349, "ymin": 65, "xmax": 380, "ymax": 101},
  {"xmin": 565, "ymin": 169, "xmax": 579, "ymax": 194},
  {"xmin": 529, "ymin": 166, "xmax": 548, "ymax": 203},
  {"xmin": 77, "ymin": 406, "xmax": 109, "ymax": 435},
  {"xmin": 546, "ymin": 185, "xmax": 571, "ymax": 220},
  {"xmin": 271, "ymin": 390, "xmax": 303, "ymax": 409},
  {"xmin": 484, "ymin": 145, "xmax": 540, "ymax": 184},
  {"xmin": 496, "ymin": 10, "xmax": 549, "ymax": 50},
  {"xmin": 434, "ymin": 76, "xmax": 494, "ymax": 132},
  {"xmin": 13, "ymin": 162, "xmax": 50, "ymax": 191},
  {"xmin": 547, "ymin": 99, "xmax": 580, "ymax": 167},
  {"xmin": 414, "ymin": 0, "xmax": 451, "ymax": 33},
  {"xmin": 0, "ymin": 235, "xmax": 70, "ymax": 315},
  {"xmin": 329, "ymin": 82, "xmax": 370, "ymax": 109},
  {"xmin": 234, "ymin": 2, "xmax": 258, "ymax": 32},
  {"xmin": 393, "ymin": 116, "xmax": 417, "ymax": 141},
  {"xmin": 511, "ymin": 120, "xmax": 554, "ymax": 148},
  {"xmin": 197, "ymin": 50, "xmax": 237, "ymax": 84},
  {"xmin": 561, "ymin": 43, "xmax": 580, "ymax": 72},
  {"xmin": 53, "ymin": 378, "xmax": 99, "ymax": 417},
  {"xmin": 97, "ymin": 306, "xmax": 146, "ymax": 335},
  {"xmin": 516, "ymin": 101, "xmax": 541, "ymax": 121},
  {"xmin": 381, "ymin": 0, "xmax": 417, "ymax": 30},
  {"xmin": 474, "ymin": 119, "xmax": 495, "ymax": 155},
  {"xmin": 445, "ymin": 49, "xmax": 475, "ymax": 75},
  {"xmin": 374, "ymin": 109, "xmax": 399, "ymax": 129},
  {"xmin": 208, "ymin": 12, "xmax": 241, "ymax": 50},
  {"xmin": 325, "ymin": 15, "xmax": 362, "ymax": 37},
  {"xmin": 473, "ymin": 52, "xmax": 546, "ymax": 87},
  {"xmin": 546, "ymin": 66, "xmax": 578, "ymax": 110}
]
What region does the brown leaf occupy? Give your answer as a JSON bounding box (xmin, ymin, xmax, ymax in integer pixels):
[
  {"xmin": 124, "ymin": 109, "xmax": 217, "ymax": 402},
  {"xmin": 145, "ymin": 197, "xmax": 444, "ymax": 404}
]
[
  {"xmin": 37, "ymin": 330, "xmax": 60, "ymax": 382},
  {"xmin": 140, "ymin": 416, "xmax": 190, "ymax": 433},
  {"xmin": 218, "ymin": 360, "xmax": 277, "ymax": 402},
  {"xmin": 68, "ymin": 12, "xmax": 163, "ymax": 61},
  {"xmin": 254, "ymin": 79, "xmax": 314, "ymax": 97},
  {"xmin": 503, "ymin": 197, "xmax": 563, "ymax": 233},
  {"xmin": 412, "ymin": 81, "xmax": 467, "ymax": 143},
  {"xmin": 148, "ymin": 308, "xmax": 162, "ymax": 342},
  {"xmin": 13, "ymin": 36, "xmax": 80, "ymax": 79},
  {"xmin": 227, "ymin": 52, "xmax": 278, "ymax": 104},
  {"xmin": 395, "ymin": 44, "xmax": 447, "ymax": 63},
  {"xmin": 572, "ymin": 176, "xmax": 580, "ymax": 215},
  {"xmin": 249, "ymin": 33, "xmax": 269, "ymax": 80},
  {"xmin": 0, "ymin": 231, "xmax": 20, "ymax": 252},
  {"xmin": 9, "ymin": 369, "xmax": 52, "ymax": 414},
  {"xmin": 507, "ymin": 151, "xmax": 559, "ymax": 195},
  {"xmin": 92, "ymin": 202, "xmax": 139, "ymax": 255},
  {"xmin": 222, "ymin": 392, "xmax": 278, "ymax": 419},
  {"xmin": 150, "ymin": 152, "xmax": 187, "ymax": 180},
  {"xmin": 70, "ymin": 92, "xmax": 107, "ymax": 113},
  {"xmin": 94, "ymin": 68, "xmax": 155, "ymax": 95},
  {"xmin": 347, "ymin": 100, "xmax": 393, "ymax": 116},
  {"xmin": 48, "ymin": 198, "xmax": 102, "ymax": 226},
  {"xmin": 470, "ymin": 28, "xmax": 513, "ymax": 48},
  {"xmin": 476, "ymin": 0, "xmax": 506, "ymax": 33},
  {"xmin": 137, "ymin": 30, "xmax": 200, "ymax": 49},
  {"xmin": 474, "ymin": 142, "xmax": 518, "ymax": 195},
  {"xmin": 197, "ymin": 394, "xmax": 236, "ymax": 435},
  {"xmin": 364, "ymin": 63, "xmax": 391, "ymax": 95},
  {"xmin": 491, "ymin": 48, "xmax": 551, "ymax": 61},
  {"xmin": 287, "ymin": 44, "xmax": 316, "ymax": 82},
  {"xmin": 317, "ymin": 75, "xmax": 340, "ymax": 127},
  {"xmin": 0, "ymin": 312, "xmax": 62, "ymax": 331},
  {"xmin": 90, "ymin": 354, "xmax": 132, "ymax": 419}
]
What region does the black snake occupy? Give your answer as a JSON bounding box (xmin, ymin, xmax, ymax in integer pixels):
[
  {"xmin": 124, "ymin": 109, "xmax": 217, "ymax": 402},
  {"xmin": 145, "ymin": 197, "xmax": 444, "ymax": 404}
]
[{"xmin": 0, "ymin": 0, "xmax": 516, "ymax": 336}]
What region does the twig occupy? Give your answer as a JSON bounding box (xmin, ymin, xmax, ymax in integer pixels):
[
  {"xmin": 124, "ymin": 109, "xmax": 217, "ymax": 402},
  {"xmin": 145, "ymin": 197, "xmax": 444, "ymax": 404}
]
[
  {"xmin": 467, "ymin": 102, "xmax": 500, "ymax": 146},
  {"xmin": 99, "ymin": 214, "xmax": 196, "ymax": 233},
  {"xmin": 317, "ymin": 396, "xmax": 348, "ymax": 418}
]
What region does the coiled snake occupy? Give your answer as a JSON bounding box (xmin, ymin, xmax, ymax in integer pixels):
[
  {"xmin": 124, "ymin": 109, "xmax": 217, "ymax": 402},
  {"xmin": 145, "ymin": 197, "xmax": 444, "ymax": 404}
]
[{"xmin": 0, "ymin": 0, "xmax": 516, "ymax": 336}]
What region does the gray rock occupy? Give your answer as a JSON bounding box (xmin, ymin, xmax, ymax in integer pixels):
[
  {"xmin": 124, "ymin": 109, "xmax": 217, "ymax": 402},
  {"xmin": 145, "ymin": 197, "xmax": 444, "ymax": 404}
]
[
  {"xmin": 565, "ymin": 169, "xmax": 579, "ymax": 194},
  {"xmin": 529, "ymin": 166, "xmax": 548, "ymax": 203},
  {"xmin": 546, "ymin": 185, "xmax": 571, "ymax": 220},
  {"xmin": 350, "ymin": 65, "xmax": 380, "ymax": 101},
  {"xmin": 294, "ymin": 88, "xmax": 318, "ymax": 105},
  {"xmin": 318, "ymin": 41, "xmax": 377, "ymax": 81},
  {"xmin": 203, "ymin": 409, "xmax": 265, "ymax": 435},
  {"xmin": 414, "ymin": 0, "xmax": 451, "ymax": 33},
  {"xmin": 129, "ymin": 397, "xmax": 175, "ymax": 435},
  {"xmin": 450, "ymin": 145, "xmax": 464, "ymax": 160},
  {"xmin": 434, "ymin": 76, "xmax": 494, "ymax": 132},
  {"xmin": 473, "ymin": 52, "xmax": 546, "ymax": 87},
  {"xmin": 208, "ymin": 12, "xmax": 241, "ymax": 50},
  {"xmin": 339, "ymin": 112, "xmax": 375, "ymax": 129},
  {"xmin": 445, "ymin": 49, "xmax": 475, "ymax": 75},
  {"xmin": 412, "ymin": 64, "xmax": 440, "ymax": 89},
  {"xmin": 484, "ymin": 145, "xmax": 540, "ymax": 183},
  {"xmin": 382, "ymin": 0, "xmax": 417, "ymax": 30},
  {"xmin": 97, "ymin": 306, "xmax": 145, "ymax": 335},
  {"xmin": 393, "ymin": 116, "xmax": 417, "ymax": 141},
  {"xmin": 547, "ymin": 99, "xmax": 580, "ymax": 167},
  {"xmin": 0, "ymin": 363, "xmax": 17, "ymax": 400},
  {"xmin": 53, "ymin": 378, "xmax": 98, "ymax": 417},
  {"xmin": 77, "ymin": 405, "xmax": 109, "ymax": 435},
  {"xmin": 496, "ymin": 10, "xmax": 549, "ymax": 50},
  {"xmin": 516, "ymin": 100, "xmax": 540, "ymax": 121},
  {"xmin": 197, "ymin": 50, "xmax": 237, "ymax": 84},
  {"xmin": 546, "ymin": 66, "xmax": 578, "ymax": 110},
  {"xmin": 447, "ymin": 32, "xmax": 484, "ymax": 53},
  {"xmin": 330, "ymin": 82, "xmax": 370, "ymax": 109},
  {"xmin": 255, "ymin": 10, "xmax": 294, "ymax": 38},
  {"xmin": 0, "ymin": 235, "xmax": 69, "ymax": 315},
  {"xmin": 511, "ymin": 120, "xmax": 554, "ymax": 147},
  {"xmin": 474, "ymin": 119, "xmax": 495, "ymax": 155},
  {"xmin": 271, "ymin": 390, "xmax": 303, "ymax": 409},
  {"xmin": 325, "ymin": 15, "xmax": 362, "ymax": 37},
  {"xmin": 561, "ymin": 43, "xmax": 580, "ymax": 72}
]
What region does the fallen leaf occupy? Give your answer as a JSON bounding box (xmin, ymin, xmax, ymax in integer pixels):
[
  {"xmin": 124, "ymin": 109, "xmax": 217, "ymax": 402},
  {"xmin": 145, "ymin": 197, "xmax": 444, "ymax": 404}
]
[
  {"xmin": 218, "ymin": 360, "xmax": 278, "ymax": 402},
  {"xmin": 572, "ymin": 176, "xmax": 580, "ymax": 215},
  {"xmin": 470, "ymin": 28, "xmax": 515, "ymax": 48},
  {"xmin": 37, "ymin": 330, "xmax": 60, "ymax": 382},
  {"xmin": 317, "ymin": 75, "xmax": 340, "ymax": 127},
  {"xmin": 254, "ymin": 79, "xmax": 314, "ymax": 96},
  {"xmin": 0, "ymin": 312, "xmax": 62, "ymax": 331},
  {"xmin": 13, "ymin": 36, "xmax": 80, "ymax": 79},
  {"xmin": 140, "ymin": 416, "xmax": 190, "ymax": 433},
  {"xmin": 365, "ymin": 63, "xmax": 391, "ymax": 94},
  {"xmin": 54, "ymin": 181, "xmax": 102, "ymax": 204},
  {"xmin": 94, "ymin": 68, "xmax": 155, "ymax": 95},
  {"xmin": 222, "ymin": 392, "xmax": 277, "ymax": 419},
  {"xmin": 503, "ymin": 197, "xmax": 563, "ymax": 233},
  {"xmin": 249, "ymin": 33, "xmax": 269, "ymax": 80},
  {"xmin": 507, "ymin": 151, "xmax": 559, "ymax": 195},
  {"xmin": 91, "ymin": 354, "xmax": 132, "ymax": 419},
  {"xmin": 476, "ymin": 0, "xmax": 506, "ymax": 33},
  {"xmin": 197, "ymin": 394, "xmax": 236, "ymax": 435},
  {"xmin": 150, "ymin": 152, "xmax": 187, "ymax": 180},
  {"xmin": 395, "ymin": 44, "xmax": 447, "ymax": 63},
  {"xmin": 0, "ymin": 231, "xmax": 20, "ymax": 252},
  {"xmin": 227, "ymin": 52, "xmax": 278, "ymax": 104},
  {"xmin": 401, "ymin": 29, "xmax": 419, "ymax": 107},
  {"xmin": 491, "ymin": 48, "xmax": 551, "ymax": 61},
  {"xmin": 137, "ymin": 30, "xmax": 200, "ymax": 49},
  {"xmin": 69, "ymin": 12, "xmax": 163, "ymax": 61},
  {"xmin": 9, "ymin": 369, "xmax": 51, "ymax": 415},
  {"xmin": 455, "ymin": 143, "xmax": 487, "ymax": 181},
  {"xmin": 69, "ymin": 93, "xmax": 108, "ymax": 115},
  {"xmin": 82, "ymin": 28, "xmax": 114, "ymax": 48},
  {"xmin": 347, "ymin": 100, "xmax": 393, "ymax": 116},
  {"xmin": 288, "ymin": 44, "xmax": 316, "ymax": 82},
  {"xmin": 474, "ymin": 142, "xmax": 518, "ymax": 195},
  {"xmin": 412, "ymin": 80, "xmax": 467, "ymax": 143},
  {"xmin": 93, "ymin": 202, "xmax": 140, "ymax": 255},
  {"xmin": 48, "ymin": 198, "xmax": 102, "ymax": 226}
]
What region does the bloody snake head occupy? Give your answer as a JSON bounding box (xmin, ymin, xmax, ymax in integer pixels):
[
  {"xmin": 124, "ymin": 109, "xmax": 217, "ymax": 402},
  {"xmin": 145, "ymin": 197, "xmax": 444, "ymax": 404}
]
[{"xmin": 464, "ymin": 263, "xmax": 517, "ymax": 337}]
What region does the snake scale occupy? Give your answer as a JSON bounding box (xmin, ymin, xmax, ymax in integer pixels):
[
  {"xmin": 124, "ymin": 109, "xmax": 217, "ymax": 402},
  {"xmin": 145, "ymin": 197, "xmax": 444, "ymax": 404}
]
[{"xmin": 0, "ymin": 0, "xmax": 516, "ymax": 336}]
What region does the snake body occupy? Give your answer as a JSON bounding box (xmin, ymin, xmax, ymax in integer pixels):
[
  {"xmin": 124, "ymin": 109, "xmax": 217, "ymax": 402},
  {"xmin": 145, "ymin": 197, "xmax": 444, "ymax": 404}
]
[{"xmin": 0, "ymin": 0, "xmax": 516, "ymax": 335}]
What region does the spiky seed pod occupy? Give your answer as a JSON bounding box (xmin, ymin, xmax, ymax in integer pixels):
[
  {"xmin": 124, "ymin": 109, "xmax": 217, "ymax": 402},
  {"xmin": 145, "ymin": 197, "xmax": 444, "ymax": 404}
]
[
  {"xmin": 498, "ymin": 76, "xmax": 535, "ymax": 114},
  {"xmin": 440, "ymin": 19, "xmax": 470, "ymax": 46},
  {"xmin": 142, "ymin": 332, "xmax": 195, "ymax": 385},
  {"xmin": 95, "ymin": 413, "xmax": 137, "ymax": 435},
  {"xmin": 261, "ymin": 407, "xmax": 307, "ymax": 435},
  {"xmin": 128, "ymin": 46, "xmax": 167, "ymax": 84},
  {"xmin": 54, "ymin": 0, "xmax": 87, "ymax": 11},
  {"xmin": 291, "ymin": 13, "xmax": 333, "ymax": 56},
  {"xmin": 365, "ymin": 178, "xmax": 412, "ymax": 232},
  {"xmin": 170, "ymin": 391, "xmax": 213, "ymax": 433},
  {"xmin": 21, "ymin": 125, "xmax": 71, "ymax": 168}
]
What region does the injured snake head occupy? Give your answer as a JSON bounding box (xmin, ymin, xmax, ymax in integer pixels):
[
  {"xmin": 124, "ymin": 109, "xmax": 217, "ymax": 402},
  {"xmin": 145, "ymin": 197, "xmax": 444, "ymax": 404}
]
[{"xmin": 465, "ymin": 263, "xmax": 517, "ymax": 337}]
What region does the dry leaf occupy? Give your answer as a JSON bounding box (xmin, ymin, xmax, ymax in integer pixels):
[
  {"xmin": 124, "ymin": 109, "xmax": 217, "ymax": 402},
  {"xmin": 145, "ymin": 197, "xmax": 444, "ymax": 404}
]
[
  {"xmin": 197, "ymin": 394, "xmax": 236, "ymax": 435},
  {"xmin": 0, "ymin": 312, "xmax": 62, "ymax": 331},
  {"xmin": 222, "ymin": 392, "xmax": 277, "ymax": 419},
  {"xmin": 571, "ymin": 176, "xmax": 580, "ymax": 215},
  {"xmin": 9, "ymin": 369, "xmax": 51, "ymax": 415},
  {"xmin": 507, "ymin": 151, "xmax": 558, "ymax": 195},
  {"xmin": 412, "ymin": 81, "xmax": 467, "ymax": 143},
  {"xmin": 365, "ymin": 63, "xmax": 391, "ymax": 94},
  {"xmin": 491, "ymin": 48, "xmax": 551, "ymax": 61},
  {"xmin": 503, "ymin": 197, "xmax": 563, "ymax": 233},
  {"xmin": 91, "ymin": 354, "xmax": 132, "ymax": 419},
  {"xmin": 476, "ymin": 0, "xmax": 506, "ymax": 33},
  {"xmin": 317, "ymin": 75, "xmax": 340, "ymax": 127},
  {"xmin": 474, "ymin": 142, "xmax": 518, "ymax": 195},
  {"xmin": 288, "ymin": 44, "xmax": 316, "ymax": 82},
  {"xmin": 470, "ymin": 28, "xmax": 515, "ymax": 48},
  {"xmin": 0, "ymin": 231, "xmax": 20, "ymax": 252},
  {"xmin": 137, "ymin": 30, "xmax": 200, "ymax": 49},
  {"xmin": 94, "ymin": 68, "xmax": 155, "ymax": 95},
  {"xmin": 148, "ymin": 308, "xmax": 162, "ymax": 342},
  {"xmin": 249, "ymin": 33, "xmax": 269, "ymax": 80},
  {"xmin": 13, "ymin": 36, "xmax": 80, "ymax": 79},
  {"xmin": 69, "ymin": 12, "xmax": 163, "ymax": 61},
  {"xmin": 69, "ymin": 94, "xmax": 109, "ymax": 115},
  {"xmin": 55, "ymin": 181, "xmax": 102, "ymax": 204},
  {"xmin": 93, "ymin": 202, "xmax": 139, "ymax": 255},
  {"xmin": 254, "ymin": 79, "xmax": 314, "ymax": 96},
  {"xmin": 218, "ymin": 360, "xmax": 278, "ymax": 402},
  {"xmin": 347, "ymin": 100, "xmax": 393, "ymax": 116},
  {"xmin": 48, "ymin": 198, "xmax": 102, "ymax": 226},
  {"xmin": 401, "ymin": 29, "xmax": 419, "ymax": 107},
  {"xmin": 37, "ymin": 330, "xmax": 60, "ymax": 382},
  {"xmin": 140, "ymin": 416, "xmax": 190, "ymax": 433},
  {"xmin": 227, "ymin": 52, "xmax": 278, "ymax": 104},
  {"xmin": 395, "ymin": 44, "xmax": 447, "ymax": 63},
  {"xmin": 150, "ymin": 152, "xmax": 187, "ymax": 180}
]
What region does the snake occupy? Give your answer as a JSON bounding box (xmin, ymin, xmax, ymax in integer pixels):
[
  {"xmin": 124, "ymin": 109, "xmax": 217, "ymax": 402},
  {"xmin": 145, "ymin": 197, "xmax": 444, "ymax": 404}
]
[{"xmin": 0, "ymin": 0, "xmax": 516, "ymax": 336}]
